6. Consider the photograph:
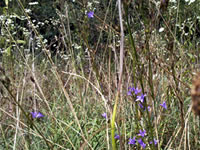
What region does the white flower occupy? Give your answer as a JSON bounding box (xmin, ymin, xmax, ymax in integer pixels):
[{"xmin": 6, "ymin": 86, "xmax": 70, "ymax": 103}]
[
  {"xmin": 159, "ymin": 27, "xmax": 164, "ymax": 33},
  {"xmin": 29, "ymin": 2, "xmax": 39, "ymax": 5}
]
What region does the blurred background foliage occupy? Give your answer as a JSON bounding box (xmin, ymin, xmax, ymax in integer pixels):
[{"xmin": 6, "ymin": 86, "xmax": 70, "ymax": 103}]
[
  {"xmin": 1, "ymin": 0, "xmax": 200, "ymax": 57},
  {"xmin": 1, "ymin": 0, "xmax": 200, "ymax": 149}
]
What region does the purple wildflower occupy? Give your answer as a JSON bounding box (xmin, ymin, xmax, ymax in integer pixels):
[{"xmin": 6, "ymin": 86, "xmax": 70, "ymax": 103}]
[
  {"xmin": 31, "ymin": 111, "xmax": 44, "ymax": 119},
  {"xmin": 127, "ymin": 87, "xmax": 135, "ymax": 96},
  {"xmin": 134, "ymin": 87, "xmax": 141, "ymax": 95},
  {"xmin": 154, "ymin": 139, "xmax": 158, "ymax": 145},
  {"xmin": 128, "ymin": 87, "xmax": 132, "ymax": 90},
  {"xmin": 102, "ymin": 112, "xmax": 107, "ymax": 119},
  {"xmin": 127, "ymin": 86, "xmax": 141, "ymax": 96},
  {"xmin": 128, "ymin": 137, "xmax": 136, "ymax": 145},
  {"xmin": 127, "ymin": 90, "xmax": 132, "ymax": 96},
  {"xmin": 136, "ymin": 94, "xmax": 146, "ymax": 103},
  {"xmin": 160, "ymin": 101, "xmax": 167, "ymax": 110},
  {"xmin": 147, "ymin": 106, "xmax": 151, "ymax": 111},
  {"xmin": 138, "ymin": 139, "xmax": 146, "ymax": 149},
  {"xmin": 114, "ymin": 134, "xmax": 120, "ymax": 140},
  {"xmin": 150, "ymin": 139, "xmax": 158, "ymax": 145},
  {"xmin": 139, "ymin": 103, "xmax": 144, "ymax": 109},
  {"xmin": 138, "ymin": 129, "xmax": 146, "ymax": 137},
  {"xmin": 87, "ymin": 11, "xmax": 94, "ymax": 18}
]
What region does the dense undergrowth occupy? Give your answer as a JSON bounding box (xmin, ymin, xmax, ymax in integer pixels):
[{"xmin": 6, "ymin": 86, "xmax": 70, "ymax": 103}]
[{"xmin": 0, "ymin": 0, "xmax": 200, "ymax": 149}]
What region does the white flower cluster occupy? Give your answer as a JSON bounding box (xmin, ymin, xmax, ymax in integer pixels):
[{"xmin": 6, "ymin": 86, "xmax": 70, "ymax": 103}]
[{"xmin": 185, "ymin": 0, "xmax": 196, "ymax": 5}]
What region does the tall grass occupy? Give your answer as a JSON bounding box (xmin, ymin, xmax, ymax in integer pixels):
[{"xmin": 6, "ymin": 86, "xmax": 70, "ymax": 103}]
[{"xmin": 0, "ymin": 0, "xmax": 199, "ymax": 150}]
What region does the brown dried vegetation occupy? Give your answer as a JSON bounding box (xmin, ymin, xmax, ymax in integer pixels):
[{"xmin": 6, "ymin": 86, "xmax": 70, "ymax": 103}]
[{"xmin": 191, "ymin": 72, "xmax": 200, "ymax": 116}]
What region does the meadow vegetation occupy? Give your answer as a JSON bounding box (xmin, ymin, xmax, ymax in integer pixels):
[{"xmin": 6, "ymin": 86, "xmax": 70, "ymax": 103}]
[{"xmin": 0, "ymin": 0, "xmax": 200, "ymax": 149}]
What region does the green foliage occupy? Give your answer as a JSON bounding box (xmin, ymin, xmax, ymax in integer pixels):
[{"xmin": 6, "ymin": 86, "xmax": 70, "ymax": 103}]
[{"xmin": 1, "ymin": 0, "xmax": 200, "ymax": 149}]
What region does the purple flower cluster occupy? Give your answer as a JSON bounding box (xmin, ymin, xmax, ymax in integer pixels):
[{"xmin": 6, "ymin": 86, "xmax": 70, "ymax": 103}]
[
  {"xmin": 127, "ymin": 86, "xmax": 141, "ymax": 96},
  {"xmin": 125, "ymin": 85, "xmax": 164, "ymax": 148},
  {"xmin": 114, "ymin": 130, "xmax": 158, "ymax": 149},
  {"xmin": 128, "ymin": 129, "xmax": 146, "ymax": 148},
  {"xmin": 128, "ymin": 137, "xmax": 136, "ymax": 144},
  {"xmin": 99, "ymin": 85, "xmax": 165, "ymax": 148},
  {"xmin": 128, "ymin": 86, "xmax": 168, "ymax": 111},
  {"xmin": 128, "ymin": 129, "xmax": 158, "ymax": 149},
  {"xmin": 128, "ymin": 86, "xmax": 150, "ymax": 111},
  {"xmin": 128, "ymin": 136, "xmax": 146, "ymax": 148}
]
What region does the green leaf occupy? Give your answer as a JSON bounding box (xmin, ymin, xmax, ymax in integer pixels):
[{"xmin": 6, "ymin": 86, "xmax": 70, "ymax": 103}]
[
  {"xmin": 187, "ymin": 53, "xmax": 193, "ymax": 58},
  {"xmin": 5, "ymin": 46, "xmax": 12, "ymax": 56},
  {"xmin": 16, "ymin": 40, "xmax": 26, "ymax": 44}
]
